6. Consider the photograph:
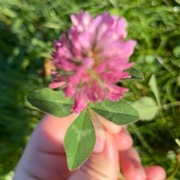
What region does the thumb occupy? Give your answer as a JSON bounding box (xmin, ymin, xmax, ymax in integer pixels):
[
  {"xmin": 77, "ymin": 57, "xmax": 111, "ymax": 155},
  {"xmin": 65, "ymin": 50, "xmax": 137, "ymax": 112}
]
[{"xmin": 69, "ymin": 132, "xmax": 119, "ymax": 180}]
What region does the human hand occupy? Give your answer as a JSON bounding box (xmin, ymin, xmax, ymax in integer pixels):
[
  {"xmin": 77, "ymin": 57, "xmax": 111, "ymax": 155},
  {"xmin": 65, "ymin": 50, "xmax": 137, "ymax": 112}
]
[{"xmin": 13, "ymin": 114, "xmax": 166, "ymax": 180}]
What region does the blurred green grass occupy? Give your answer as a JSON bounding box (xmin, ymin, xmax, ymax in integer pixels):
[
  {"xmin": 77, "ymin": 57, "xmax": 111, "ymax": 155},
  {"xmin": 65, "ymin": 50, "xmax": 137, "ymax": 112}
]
[{"xmin": 0, "ymin": 0, "xmax": 179, "ymax": 179}]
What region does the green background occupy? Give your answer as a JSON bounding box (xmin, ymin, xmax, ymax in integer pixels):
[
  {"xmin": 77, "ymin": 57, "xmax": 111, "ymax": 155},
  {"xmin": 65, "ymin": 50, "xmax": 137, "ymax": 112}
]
[{"xmin": 0, "ymin": 0, "xmax": 179, "ymax": 179}]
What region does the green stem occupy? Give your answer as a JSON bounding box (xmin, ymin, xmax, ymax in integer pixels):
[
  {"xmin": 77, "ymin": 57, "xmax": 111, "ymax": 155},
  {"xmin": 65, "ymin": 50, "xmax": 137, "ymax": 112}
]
[
  {"xmin": 87, "ymin": 107, "xmax": 104, "ymax": 130},
  {"xmin": 167, "ymin": 155, "xmax": 180, "ymax": 180},
  {"xmin": 130, "ymin": 124, "xmax": 154, "ymax": 154},
  {"xmin": 156, "ymin": 86, "xmax": 179, "ymax": 179},
  {"xmin": 163, "ymin": 102, "xmax": 180, "ymax": 110}
]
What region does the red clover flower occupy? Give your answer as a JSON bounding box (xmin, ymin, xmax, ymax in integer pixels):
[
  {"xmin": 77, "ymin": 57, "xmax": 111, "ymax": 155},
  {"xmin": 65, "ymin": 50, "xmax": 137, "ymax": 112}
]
[{"xmin": 50, "ymin": 11, "xmax": 137, "ymax": 113}]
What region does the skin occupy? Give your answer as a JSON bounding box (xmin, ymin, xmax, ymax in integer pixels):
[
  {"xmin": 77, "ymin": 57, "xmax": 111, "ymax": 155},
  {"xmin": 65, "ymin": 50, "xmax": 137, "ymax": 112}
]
[{"xmin": 13, "ymin": 113, "xmax": 166, "ymax": 180}]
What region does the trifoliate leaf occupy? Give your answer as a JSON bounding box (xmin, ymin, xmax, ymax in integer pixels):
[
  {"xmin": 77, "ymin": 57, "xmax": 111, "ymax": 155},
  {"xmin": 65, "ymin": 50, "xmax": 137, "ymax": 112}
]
[{"xmin": 132, "ymin": 96, "xmax": 158, "ymax": 121}]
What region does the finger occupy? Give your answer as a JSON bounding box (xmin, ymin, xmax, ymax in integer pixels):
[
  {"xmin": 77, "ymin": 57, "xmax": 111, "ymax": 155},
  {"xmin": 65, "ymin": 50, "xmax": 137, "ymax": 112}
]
[
  {"xmin": 120, "ymin": 150, "xmax": 147, "ymax": 180},
  {"xmin": 145, "ymin": 166, "xmax": 166, "ymax": 180},
  {"xmin": 95, "ymin": 113, "xmax": 122, "ymax": 134},
  {"xmin": 33, "ymin": 113, "xmax": 78, "ymax": 153},
  {"xmin": 126, "ymin": 147, "xmax": 141, "ymax": 162},
  {"xmin": 93, "ymin": 124, "xmax": 106, "ymax": 153},
  {"xmin": 114, "ymin": 127, "xmax": 133, "ymax": 151},
  {"xmin": 69, "ymin": 132, "xmax": 119, "ymax": 180},
  {"xmin": 13, "ymin": 113, "xmax": 78, "ymax": 180}
]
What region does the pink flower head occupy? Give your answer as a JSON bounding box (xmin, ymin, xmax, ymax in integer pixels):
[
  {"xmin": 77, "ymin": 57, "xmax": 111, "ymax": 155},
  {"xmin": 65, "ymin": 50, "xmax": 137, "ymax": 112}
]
[{"xmin": 50, "ymin": 11, "xmax": 137, "ymax": 113}]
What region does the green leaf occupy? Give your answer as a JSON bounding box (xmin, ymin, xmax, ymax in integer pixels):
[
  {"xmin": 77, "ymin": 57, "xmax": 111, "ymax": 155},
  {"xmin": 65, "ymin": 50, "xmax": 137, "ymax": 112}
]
[
  {"xmin": 91, "ymin": 100, "xmax": 139, "ymax": 125},
  {"xmin": 128, "ymin": 67, "xmax": 144, "ymax": 80},
  {"xmin": 132, "ymin": 97, "xmax": 158, "ymax": 121},
  {"xmin": 26, "ymin": 88, "xmax": 73, "ymax": 117},
  {"xmin": 175, "ymin": 139, "xmax": 180, "ymax": 147},
  {"xmin": 64, "ymin": 110, "xmax": 95, "ymax": 170},
  {"xmin": 149, "ymin": 74, "xmax": 161, "ymax": 106}
]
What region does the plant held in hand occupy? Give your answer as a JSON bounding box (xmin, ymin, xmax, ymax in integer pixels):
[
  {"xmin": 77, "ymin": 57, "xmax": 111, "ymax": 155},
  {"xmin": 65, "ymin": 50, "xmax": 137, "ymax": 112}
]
[{"xmin": 27, "ymin": 11, "xmax": 143, "ymax": 170}]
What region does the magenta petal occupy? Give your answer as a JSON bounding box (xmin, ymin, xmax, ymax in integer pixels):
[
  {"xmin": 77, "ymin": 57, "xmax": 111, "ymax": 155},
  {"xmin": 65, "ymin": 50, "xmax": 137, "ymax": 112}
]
[
  {"xmin": 64, "ymin": 85, "xmax": 76, "ymax": 98},
  {"xmin": 84, "ymin": 84, "xmax": 97, "ymax": 102},
  {"xmin": 93, "ymin": 81, "xmax": 106, "ymax": 101},
  {"xmin": 49, "ymin": 82, "xmax": 65, "ymax": 89},
  {"xmin": 72, "ymin": 90, "xmax": 88, "ymax": 113},
  {"xmin": 54, "ymin": 35, "xmax": 72, "ymax": 59},
  {"xmin": 120, "ymin": 40, "xmax": 137, "ymax": 58},
  {"xmin": 64, "ymin": 67, "xmax": 86, "ymax": 97},
  {"xmin": 106, "ymin": 84, "xmax": 128, "ymax": 101},
  {"xmin": 71, "ymin": 11, "xmax": 91, "ymax": 32},
  {"xmin": 116, "ymin": 17, "xmax": 127, "ymax": 39},
  {"xmin": 101, "ymin": 41, "xmax": 122, "ymax": 58},
  {"xmin": 96, "ymin": 14, "xmax": 115, "ymax": 42},
  {"xmin": 102, "ymin": 71, "xmax": 130, "ymax": 83},
  {"xmin": 68, "ymin": 28, "xmax": 82, "ymax": 54},
  {"xmin": 82, "ymin": 57, "xmax": 94, "ymax": 69},
  {"xmin": 78, "ymin": 32, "xmax": 91, "ymax": 51}
]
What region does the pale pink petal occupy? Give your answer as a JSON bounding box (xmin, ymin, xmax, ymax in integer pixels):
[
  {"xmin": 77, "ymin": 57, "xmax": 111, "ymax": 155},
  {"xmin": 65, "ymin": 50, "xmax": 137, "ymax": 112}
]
[
  {"xmin": 49, "ymin": 81, "xmax": 65, "ymax": 89},
  {"xmin": 84, "ymin": 84, "xmax": 97, "ymax": 102},
  {"xmin": 71, "ymin": 11, "xmax": 91, "ymax": 32},
  {"xmin": 54, "ymin": 58, "xmax": 77, "ymax": 71},
  {"xmin": 102, "ymin": 71, "xmax": 130, "ymax": 83},
  {"xmin": 96, "ymin": 13, "xmax": 115, "ymax": 42},
  {"xmin": 51, "ymin": 70, "xmax": 58, "ymax": 75},
  {"xmin": 82, "ymin": 57, "xmax": 94, "ymax": 69},
  {"xmin": 119, "ymin": 40, "xmax": 137, "ymax": 58},
  {"xmin": 101, "ymin": 41, "xmax": 122, "ymax": 58},
  {"xmin": 55, "ymin": 34, "xmax": 72, "ymax": 59},
  {"xmin": 49, "ymin": 76, "xmax": 67, "ymax": 89},
  {"xmin": 78, "ymin": 32, "xmax": 92, "ymax": 51},
  {"xmin": 92, "ymin": 81, "xmax": 106, "ymax": 101},
  {"xmin": 68, "ymin": 28, "xmax": 82, "ymax": 57},
  {"xmin": 106, "ymin": 84, "xmax": 128, "ymax": 101},
  {"xmin": 116, "ymin": 17, "xmax": 127, "ymax": 39},
  {"xmin": 89, "ymin": 14, "xmax": 103, "ymax": 32}
]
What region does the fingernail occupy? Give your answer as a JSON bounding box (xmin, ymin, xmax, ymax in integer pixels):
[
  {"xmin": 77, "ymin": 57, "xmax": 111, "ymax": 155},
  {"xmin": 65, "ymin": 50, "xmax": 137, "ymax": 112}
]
[{"xmin": 93, "ymin": 127, "xmax": 105, "ymax": 153}]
